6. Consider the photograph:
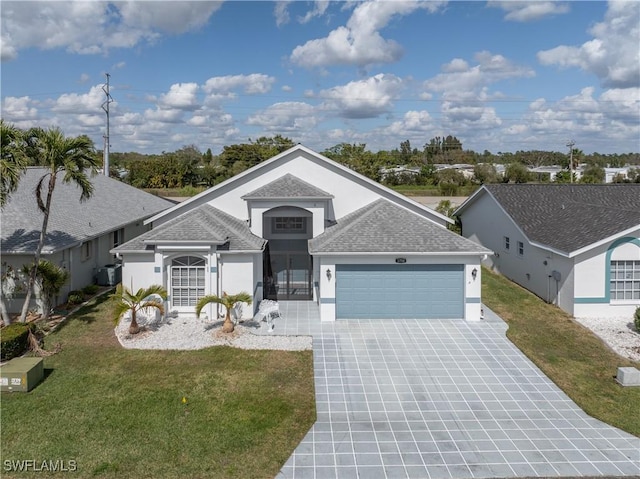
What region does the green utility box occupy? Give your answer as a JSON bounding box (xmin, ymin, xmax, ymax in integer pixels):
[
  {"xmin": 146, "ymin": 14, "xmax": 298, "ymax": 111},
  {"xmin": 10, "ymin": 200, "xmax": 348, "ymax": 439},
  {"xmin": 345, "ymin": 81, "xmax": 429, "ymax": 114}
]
[{"xmin": 0, "ymin": 357, "xmax": 44, "ymax": 392}]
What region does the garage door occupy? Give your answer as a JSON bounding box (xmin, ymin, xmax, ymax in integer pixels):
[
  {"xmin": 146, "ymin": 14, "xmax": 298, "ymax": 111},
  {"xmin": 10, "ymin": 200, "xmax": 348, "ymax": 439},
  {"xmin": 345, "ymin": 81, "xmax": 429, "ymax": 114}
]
[{"xmin": 336, "ymin": 264, "xmax": 464, "ymax": 319}]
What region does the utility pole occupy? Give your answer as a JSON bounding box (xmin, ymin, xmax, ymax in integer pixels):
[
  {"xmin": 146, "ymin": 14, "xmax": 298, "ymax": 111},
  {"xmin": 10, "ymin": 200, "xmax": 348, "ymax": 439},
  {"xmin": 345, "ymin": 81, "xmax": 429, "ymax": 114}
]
[
  {"xmin": 102, "ymin": 73, "xmax": 113, "ymax": 177},
  {"xmin": 566, "ymin": 140, "xmax": 575, "ymax": 183}
]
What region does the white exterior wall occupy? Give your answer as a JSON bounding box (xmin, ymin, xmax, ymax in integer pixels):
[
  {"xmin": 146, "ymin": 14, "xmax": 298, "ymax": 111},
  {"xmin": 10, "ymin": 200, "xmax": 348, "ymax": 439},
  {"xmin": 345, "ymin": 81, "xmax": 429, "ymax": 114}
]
[
  {"xmin": 461, "ymin": 192, "xmax": 640, "ymax": 319},
  {"xmin": 250, "ymin": 202, "xmax": 324, "ymax": 238},
  {"xmin": 574, "ymin": 231, "xmax": 640, "ymax": 318},
  {"xmin": 316, "ymin": 254, "xmax": 482, "ymax": 322},
  {"xmin": 152, "ymin": 151, "xmax": 447, "ymax": 229},
  {"xmin": 460, "ymin": 192, "xmax": 575, "ymax": 313},
  {"xmin": 218, "ymin": 254, "xmax": 255, "ymax": 320},
  {"xmin": 120, "ymin": 253, "xmax": 157, "ymax": 292}
]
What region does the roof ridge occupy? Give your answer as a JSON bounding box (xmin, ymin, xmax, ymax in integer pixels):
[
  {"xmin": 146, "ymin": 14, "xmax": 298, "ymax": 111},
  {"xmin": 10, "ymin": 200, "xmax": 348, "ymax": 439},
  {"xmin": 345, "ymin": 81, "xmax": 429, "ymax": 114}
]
[{"xmin": 203, "ymin": 204, "xmax": 265, "ymax": 248}]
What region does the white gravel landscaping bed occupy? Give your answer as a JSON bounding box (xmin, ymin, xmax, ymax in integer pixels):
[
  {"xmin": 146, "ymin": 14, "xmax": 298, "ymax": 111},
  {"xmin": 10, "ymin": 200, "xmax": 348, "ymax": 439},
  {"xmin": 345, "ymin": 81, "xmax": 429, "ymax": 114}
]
[
  {"xmin": 115, "ymin": 314, "xmax": 312, "ymax": 351},
  {"xmin": 574, "ymin": 316, "xmax": 640, "ymax": 362}
]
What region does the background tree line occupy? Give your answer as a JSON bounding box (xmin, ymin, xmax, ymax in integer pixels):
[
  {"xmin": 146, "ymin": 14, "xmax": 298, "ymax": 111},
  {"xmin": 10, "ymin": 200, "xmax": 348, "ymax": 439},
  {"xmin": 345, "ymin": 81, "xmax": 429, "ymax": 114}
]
[{"xmin": 5, "ymin": 122, "xmax": 640, "ymax": 194}]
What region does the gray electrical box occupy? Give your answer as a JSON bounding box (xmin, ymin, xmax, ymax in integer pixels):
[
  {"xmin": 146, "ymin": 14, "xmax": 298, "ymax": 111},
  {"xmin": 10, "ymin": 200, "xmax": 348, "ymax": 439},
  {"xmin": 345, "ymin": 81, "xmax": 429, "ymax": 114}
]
[
  {"xmin": 96, "ymin": 264, "xmax": 122, "ymax": 286},
  {"xmin": 1, "ymin": 357, "xmax": 44, "ymax": 392}
]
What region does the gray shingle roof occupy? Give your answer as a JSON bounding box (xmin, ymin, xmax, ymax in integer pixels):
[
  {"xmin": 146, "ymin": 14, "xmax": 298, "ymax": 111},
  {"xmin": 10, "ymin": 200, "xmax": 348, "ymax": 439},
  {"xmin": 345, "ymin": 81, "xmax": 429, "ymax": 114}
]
[
  {"xmin": 113, "ymin": 204, "xmax": 265, "ymax": 253},
  {"xmin": 241, "ymin": 173, "xmax": 333, "ymax": 200},
  {"xmin": 1, "ymin": 168, "xmax": 173, "ymax": 254},
  {"xmin": 482, "ymin": 184, "xmax": 640, "ymax": 253},
  {"xmin": 309, "ymin": 199, "xmax": 491, "ymax": 254}
]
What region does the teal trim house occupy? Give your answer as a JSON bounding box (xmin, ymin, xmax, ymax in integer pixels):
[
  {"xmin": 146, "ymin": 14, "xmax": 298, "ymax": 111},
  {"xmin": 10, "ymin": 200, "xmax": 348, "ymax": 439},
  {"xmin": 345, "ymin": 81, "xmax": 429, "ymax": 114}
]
[{"xmin": 456, "ymin": 184, "xmax": 640, "ymax": 319}]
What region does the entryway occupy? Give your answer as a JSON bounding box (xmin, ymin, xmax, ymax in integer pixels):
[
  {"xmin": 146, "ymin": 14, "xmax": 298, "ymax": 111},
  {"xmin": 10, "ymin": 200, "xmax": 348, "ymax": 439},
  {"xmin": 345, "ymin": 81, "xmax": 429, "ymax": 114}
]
[{"xmin": 264, "ymin": 248, "xmax": 312, "ymax": 300}]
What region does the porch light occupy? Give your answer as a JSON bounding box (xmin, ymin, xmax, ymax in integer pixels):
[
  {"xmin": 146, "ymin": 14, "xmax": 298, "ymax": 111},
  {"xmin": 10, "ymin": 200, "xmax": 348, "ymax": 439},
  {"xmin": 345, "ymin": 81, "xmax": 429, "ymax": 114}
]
[
  {"xmin": 326, "ymin": 269, "xmax": 332, "ymax": 281},
  {"xmin": 471, "ymin": 268, "xmax": 478, "ymax": 280}
]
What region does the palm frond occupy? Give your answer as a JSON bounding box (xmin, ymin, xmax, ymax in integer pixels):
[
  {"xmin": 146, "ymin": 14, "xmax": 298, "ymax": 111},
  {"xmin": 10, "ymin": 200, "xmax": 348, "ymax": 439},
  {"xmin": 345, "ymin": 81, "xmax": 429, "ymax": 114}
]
[{"xmin": 195, "ymin": 295, "xmax": 224, "ymax": 318}]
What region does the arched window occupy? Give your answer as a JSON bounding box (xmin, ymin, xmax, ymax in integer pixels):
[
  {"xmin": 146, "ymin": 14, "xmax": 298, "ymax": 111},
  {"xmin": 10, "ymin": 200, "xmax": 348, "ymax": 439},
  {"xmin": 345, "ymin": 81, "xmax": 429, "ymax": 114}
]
[{"xmin": 171, "ymin": 256, "xmax": 205, "ymax": 307}]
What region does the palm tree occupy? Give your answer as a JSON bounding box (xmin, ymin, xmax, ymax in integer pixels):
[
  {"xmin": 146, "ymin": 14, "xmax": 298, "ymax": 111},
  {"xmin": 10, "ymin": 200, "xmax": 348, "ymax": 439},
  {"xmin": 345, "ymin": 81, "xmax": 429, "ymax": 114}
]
[
  {"xmin": 111, "ymin": 284, "xmax": 168, "ymax": 335},
  {"xmin": 0, "ymin": 120, "xmax": 28, "ymax": 208},
  {"xmin": 196, "ymin": 292, "xmax": 252, "ymax": 333},
  {"xmin": 18, "ymin": 127, "xmax": 97, "ymax": 323}
]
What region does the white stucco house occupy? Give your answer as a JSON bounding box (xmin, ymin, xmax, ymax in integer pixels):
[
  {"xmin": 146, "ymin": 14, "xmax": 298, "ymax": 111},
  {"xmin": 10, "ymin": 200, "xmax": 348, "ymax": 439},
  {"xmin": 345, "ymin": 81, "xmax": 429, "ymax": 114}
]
[
  {"xmin": 1, "ymin": 168, "xmax": 174, "ymax": 314},
  {"xmin": 112, "ymin": 145, "xmax": 491, "ymax": 322},
  {"xmin": 455, "ymin": 184, "xmax": 640, "ymax": 319}
]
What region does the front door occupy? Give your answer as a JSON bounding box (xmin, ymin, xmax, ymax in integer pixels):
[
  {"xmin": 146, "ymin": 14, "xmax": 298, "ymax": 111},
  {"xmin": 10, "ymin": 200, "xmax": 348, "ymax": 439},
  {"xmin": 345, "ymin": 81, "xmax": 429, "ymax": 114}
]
[{"xmin": 265, "ymin": 249, "xmax": 312, "ymax": 300}]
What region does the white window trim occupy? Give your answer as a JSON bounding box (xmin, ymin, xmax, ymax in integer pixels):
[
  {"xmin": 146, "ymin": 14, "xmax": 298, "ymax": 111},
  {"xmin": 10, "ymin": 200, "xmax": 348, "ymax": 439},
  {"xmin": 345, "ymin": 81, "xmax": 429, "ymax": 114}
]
[
  {"xmin": 170, "ymin": 256, "xmax": 206, "ymax": 309},
  {"xmin": 610, "ymin": 260, "xmax": 640, "ymax": 302},
  {"xmin": 517, "ymin": 241, "xmax": 524, "ymax": 257}
]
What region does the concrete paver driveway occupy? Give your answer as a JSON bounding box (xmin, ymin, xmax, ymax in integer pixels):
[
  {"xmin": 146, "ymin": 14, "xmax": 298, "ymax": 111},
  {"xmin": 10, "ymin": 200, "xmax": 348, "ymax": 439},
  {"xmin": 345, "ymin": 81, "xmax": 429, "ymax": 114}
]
[{"xmin": 272, "ymin": 304, "xmax": 640, "ymax": 479}]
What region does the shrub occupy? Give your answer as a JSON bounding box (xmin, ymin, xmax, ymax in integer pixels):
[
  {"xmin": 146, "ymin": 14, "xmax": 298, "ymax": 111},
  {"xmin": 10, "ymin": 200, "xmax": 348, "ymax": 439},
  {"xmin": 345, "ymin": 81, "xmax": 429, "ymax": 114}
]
[
  {"xmin": 82, "ymin": 284, "xmax": 99, "ymax": 296},
  {"xmin": 0, "ymin": 323, "xmax": 32, "ymax": 361},
  {"xmin": 634, "ymin": 307, "xmax": 640, "ymax": 333},
  {"xmin": 67, "ymin": 290, "xmax": 85, "ymax": 305}
]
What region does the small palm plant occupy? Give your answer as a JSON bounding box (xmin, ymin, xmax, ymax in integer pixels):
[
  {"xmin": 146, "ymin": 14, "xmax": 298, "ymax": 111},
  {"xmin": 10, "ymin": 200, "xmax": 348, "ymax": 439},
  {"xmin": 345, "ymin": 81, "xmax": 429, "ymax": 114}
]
[
  {"xmin": 196, "ymin": 292, "xmax": 252, "ymax": 333},
  {"xmin": 111, "ymin": 284, "xmax": 167, "ymax": 335}
]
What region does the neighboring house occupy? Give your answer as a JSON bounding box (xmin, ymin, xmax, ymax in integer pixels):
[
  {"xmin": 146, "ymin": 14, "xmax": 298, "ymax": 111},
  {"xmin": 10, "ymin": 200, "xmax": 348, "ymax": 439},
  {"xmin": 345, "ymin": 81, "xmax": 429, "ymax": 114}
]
[
  {"xmin": 604, "ymin": 167, "xmax": 631, "ymax": 183},
  {"xmin": 113, "ymin": 145, "xmax": 490, "ymax": 322},
  {"xmin": 1, "ymin": 167, "xmax": 174, "ymax": 313},
  {"xmin": 455, "ymin": 184, "xmax": 640, "ymax": 319},
  {"xmin": 379, "ymin": 165, "xmax": 421, "ymax": 181}
]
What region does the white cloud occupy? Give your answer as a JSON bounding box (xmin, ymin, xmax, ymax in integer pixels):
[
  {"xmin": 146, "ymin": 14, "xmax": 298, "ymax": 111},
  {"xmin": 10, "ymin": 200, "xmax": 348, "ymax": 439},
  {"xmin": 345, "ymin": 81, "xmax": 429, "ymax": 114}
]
[
  {"xmin": 299, "ymin": 1, "xmax": 330, "ymax": 24},
  {"xmin": 247, "ymin": 102, "xmax": 317, "ymax": 131},
  {"xmin": 0, "ymin": 1, "xmax": 223, "ymax": 61},
  {"xmin": 202, "ymin": 74, "xmax": 275, "ymax": 95},
  {"xmin": 488, "ymin": 1, "xmax": 570, "ymax": 22},
  {"xmin": 537, "ymin": 1, "xmax": 640, "ymax": 88},
  {"xmin": 290, "ymin": 0, "xmax": 445, "ymax": 68},
  {"xmin": 1, "ymin": 96, "xmax": 38, "ymax": 121},
  {"xmin": 143, "ymin": 107, "xmax": 184, "ymax": 124},
  {"xmin": 159, "ymin": 83, "xmax": 200, "ymax": 111},
  {"xmin": 508, "ymin": 86, "xmax": 640, "ymax": 147},
  {"xmin": 424, "ymin": 51, "xmax": 535, "ymax": 97},
  {"xmin": 117, "ymin": 2, "xmax": 222, "ymax": 34},
  {"xmin": 274, "ymin": 1, "xmax": 291, "ymax": 27},
  {"xmin": 319, "ymin": 73, "xmax": 404, "ymax": 118},
  {"xmin": 384, "ymin": 110, "xmax": 434, "ymax": 135},
  {"xmin": 52, "ymin": 85, "xmax": 105, "ymax": 114}
]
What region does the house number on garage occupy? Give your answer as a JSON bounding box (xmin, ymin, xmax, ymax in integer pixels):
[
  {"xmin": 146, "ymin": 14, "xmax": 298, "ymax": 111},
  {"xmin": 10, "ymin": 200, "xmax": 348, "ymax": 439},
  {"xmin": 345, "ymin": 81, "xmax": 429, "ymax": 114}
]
[{"xmin": 395, "ymin": 258, "xmax": 407, "ymax": 263}]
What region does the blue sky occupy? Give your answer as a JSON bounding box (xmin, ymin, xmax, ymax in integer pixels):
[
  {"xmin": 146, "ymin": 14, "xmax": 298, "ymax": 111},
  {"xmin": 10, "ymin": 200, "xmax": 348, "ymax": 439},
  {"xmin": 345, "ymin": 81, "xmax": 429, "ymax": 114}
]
[{"xmin": 2, "ymin": 1, "xmax": 639, "ymax": 155}]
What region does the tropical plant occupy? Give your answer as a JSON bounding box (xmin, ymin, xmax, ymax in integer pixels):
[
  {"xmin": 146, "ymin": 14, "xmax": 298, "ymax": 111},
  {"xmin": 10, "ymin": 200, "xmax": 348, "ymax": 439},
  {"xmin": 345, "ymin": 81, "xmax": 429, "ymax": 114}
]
[
  {"xmin": 0, "ymin": 120, "xmax": 28, "ymax": 208},
  {"xmin": 110, "ymin": 284, "xmax": 168, "ymax": 335},
  {"xmin": 195, "ymin": 292, "xmax": 252, "ymax": 333},
  {"xmin": 22, "ymin": 260, "xmax": 69, "ymax": 320},
  {"xmin": 0, "ymin": 264, "xmax": 22, "ymax": 325},
  {"xmin": 18, "ymin": 127, "xmax": 97, "ymax": 323}
]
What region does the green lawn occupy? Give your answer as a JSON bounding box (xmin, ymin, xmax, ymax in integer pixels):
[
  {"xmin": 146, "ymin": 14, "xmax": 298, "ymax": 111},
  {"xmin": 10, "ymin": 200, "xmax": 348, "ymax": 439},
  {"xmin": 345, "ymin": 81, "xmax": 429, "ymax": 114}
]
[
  {"xmin": 3, "ymin": 269, "xmax": 639, "ymax": 479},
  {"xmin": 482, "ymin": 267, "xmax": 640, "ymax": 437},
  {"xmin": 1, "ymin": 296, "xmax": 315, "ymax": 478}
]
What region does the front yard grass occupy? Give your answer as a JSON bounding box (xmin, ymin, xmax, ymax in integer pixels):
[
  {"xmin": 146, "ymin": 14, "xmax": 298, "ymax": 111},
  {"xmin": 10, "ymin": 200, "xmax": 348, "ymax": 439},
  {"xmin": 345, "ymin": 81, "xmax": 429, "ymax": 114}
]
[
  {"xmin": 482, "ymin": 267, "xmax": 640, "ymax": 437},
  {"xmin": 1, "ymin": 296, "xmax": 315, "ymax": 478}
]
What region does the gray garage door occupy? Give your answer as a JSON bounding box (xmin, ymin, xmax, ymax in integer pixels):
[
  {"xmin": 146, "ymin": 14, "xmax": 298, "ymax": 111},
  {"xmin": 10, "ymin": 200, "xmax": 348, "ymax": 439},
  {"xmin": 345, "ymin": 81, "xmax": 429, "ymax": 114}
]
[{"xmin": 336, "ymin": 264, "xmax": 464, "ymax": 319}]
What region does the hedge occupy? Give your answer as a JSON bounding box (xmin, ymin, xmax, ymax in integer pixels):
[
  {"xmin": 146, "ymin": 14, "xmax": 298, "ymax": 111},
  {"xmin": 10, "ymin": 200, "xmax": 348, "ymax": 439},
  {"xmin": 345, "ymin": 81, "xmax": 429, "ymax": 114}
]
[{"xmin": 0, "ymin": 323, "xmax": 32, "ymax": 361}]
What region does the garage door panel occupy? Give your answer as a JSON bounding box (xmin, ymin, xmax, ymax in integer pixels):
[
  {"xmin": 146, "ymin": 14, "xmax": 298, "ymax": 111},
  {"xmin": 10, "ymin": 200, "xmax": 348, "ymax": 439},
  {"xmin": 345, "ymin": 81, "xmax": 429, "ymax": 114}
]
[{"xmin": 336, "ymin": 264, "xmax": 463, "ymax": 319}]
